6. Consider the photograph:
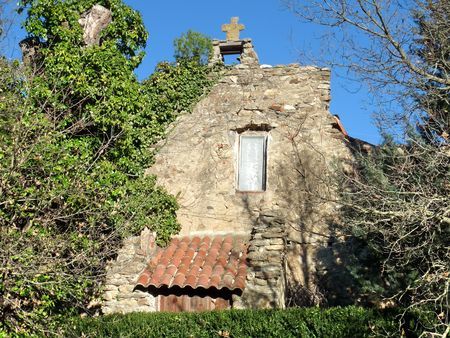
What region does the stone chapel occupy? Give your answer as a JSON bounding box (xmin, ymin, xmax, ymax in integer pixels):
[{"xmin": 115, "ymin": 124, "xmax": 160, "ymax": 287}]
[{"xmin": 102, "ymin": 18, "xmax": 362, "ymax": 314}]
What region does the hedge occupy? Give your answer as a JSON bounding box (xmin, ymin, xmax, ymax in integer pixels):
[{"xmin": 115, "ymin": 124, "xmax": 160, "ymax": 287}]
[{"xmin": 65, "ymin": 306, "xmax": 406, "ymax": 338}]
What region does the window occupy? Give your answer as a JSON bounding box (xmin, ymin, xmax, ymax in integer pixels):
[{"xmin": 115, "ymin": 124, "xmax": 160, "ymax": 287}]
[{"xmin": 238, "ymin": 135, "xmax": 267, "ymax": 191}]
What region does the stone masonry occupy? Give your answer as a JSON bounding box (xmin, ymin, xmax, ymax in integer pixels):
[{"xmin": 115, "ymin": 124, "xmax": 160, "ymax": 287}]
[
  {"xmin": 235, "ymin": 212, "xmax": 286, "ymax": 309},
  {"xmin": 102, "ymin": 229, "xmax": 157, "ymax": 314},
  {"xmin": 146, "ymin": 61, "xmax": 353, "ymax": 305}
]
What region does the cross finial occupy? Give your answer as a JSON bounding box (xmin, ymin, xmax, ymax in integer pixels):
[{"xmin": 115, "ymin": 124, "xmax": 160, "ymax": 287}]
[{"xmin": 221, "ymin": 17, "xmax": 245, "ymax": 41}]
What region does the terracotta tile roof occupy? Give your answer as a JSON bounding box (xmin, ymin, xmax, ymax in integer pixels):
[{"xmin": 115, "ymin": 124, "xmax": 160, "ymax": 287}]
[{"xmin": 136, "ymin": 235, "xmax": 248, "ymax": 292}]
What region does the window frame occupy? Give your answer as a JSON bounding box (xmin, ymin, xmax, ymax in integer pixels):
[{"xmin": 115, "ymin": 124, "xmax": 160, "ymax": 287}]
[{"xmin": 236, "ymin": 134, "xmax": 268, "ymax": 192}]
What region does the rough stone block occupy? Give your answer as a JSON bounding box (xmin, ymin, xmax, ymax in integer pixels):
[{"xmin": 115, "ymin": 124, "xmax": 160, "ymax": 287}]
[
  {"xmin": 108, "ymin": 276, "xmax": 128, "ymax": 286},
  {"xmin": 255, "ymin": 270, "xmax": 281, "ymax": 279},
  {"xmin": 103, "ymin": 285, "xmax": 118, "ymax": 292},
  {"xmin": 118, "ymin": 284, "xmax": 135, "ymax": 294},
  {"xmin": 137, "ymin": 297, "xmax": 153, "ymax": 306},
  {"xmin": 103, "ymin": 291, "xmax": 118, "ymax": 301},
  {"xmin": 266, "ymin": 245, "xmax": 285, "ymax": 251},
  {"xmin": 253, "ymin": 278, "xmax": 269, "ymax": 286},
  {"xmin": 261, "ymin": 232, "xmax": 285, "ymax": 239}
]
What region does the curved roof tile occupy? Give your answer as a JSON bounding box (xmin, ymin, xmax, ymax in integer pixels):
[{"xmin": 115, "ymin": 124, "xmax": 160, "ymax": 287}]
[{"xmin": 136, "ymin": 235, "xmax": 248, "ymax": 292}]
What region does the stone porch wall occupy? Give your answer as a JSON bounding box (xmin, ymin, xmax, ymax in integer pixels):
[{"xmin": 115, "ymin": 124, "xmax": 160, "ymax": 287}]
[
  {"xmin": 102, "ymin": 229, "xmax": 157, "ymax": 314},
  {"xmin": 235, "ymin": 212, "xmax": 286, "ymax": 309}
]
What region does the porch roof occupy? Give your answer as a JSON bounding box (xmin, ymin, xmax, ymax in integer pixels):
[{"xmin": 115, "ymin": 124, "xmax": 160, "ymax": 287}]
[{"xmin": 136, "ymin": 234, "xmax": 248, "ymax": 292}]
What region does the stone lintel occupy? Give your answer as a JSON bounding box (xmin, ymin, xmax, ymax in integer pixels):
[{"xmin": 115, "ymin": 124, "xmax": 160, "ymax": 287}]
[
  {"xmin": 218, "ymin": 41, "xmax": 244, "ymax": 55},
  {"xmin": 212, "ymin": 39, "xmax": 253, "ymax": 55},
  {"xmin": 212, "ymin": 38, "xmax": 252, "ymax": 45}
]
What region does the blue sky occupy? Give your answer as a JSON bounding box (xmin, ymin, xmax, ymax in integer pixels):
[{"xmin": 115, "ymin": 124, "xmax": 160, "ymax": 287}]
[
  {"xmin": 125, "ymin": 0, "xmax": 381, "ymax": 144},
  {"xmin": 4, "ymin": 0, "xmax": 381, "ymax": 144}
]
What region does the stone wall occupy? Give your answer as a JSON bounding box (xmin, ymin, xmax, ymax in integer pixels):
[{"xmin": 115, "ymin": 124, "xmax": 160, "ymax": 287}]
[
  {"xmin": 102, "ymin": 229, "xmax": 157, "ymax": 314},
  {"xmin": 146, "ymin": 62, "xmax": 353, "ymax": 302},
  {"xmin": 235, "ymin": 212, "xmax": 286, "ymax": 309}
]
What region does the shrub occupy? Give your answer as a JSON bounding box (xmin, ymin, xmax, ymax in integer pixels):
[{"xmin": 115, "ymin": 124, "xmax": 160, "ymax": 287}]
[{"xmin": 66, "ymin": 307, "xmax": 405, "ymax": 338}]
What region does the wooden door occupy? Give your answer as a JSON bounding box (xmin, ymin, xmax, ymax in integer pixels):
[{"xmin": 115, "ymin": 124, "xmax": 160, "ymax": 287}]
[{"xmin": 159, "ymin": 295, "xmax": 230, "ymax": 312}]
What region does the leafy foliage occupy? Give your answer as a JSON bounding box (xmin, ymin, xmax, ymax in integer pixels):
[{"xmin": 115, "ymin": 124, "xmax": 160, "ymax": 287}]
[
  {"xmin": 143, "ymin": 59, "xmax": 216, "ymax": 123},
  {"xmin": 18, "ymin": 0, "xmax": 147, "ymax": 66},
  {"xmin": 0, "ymin": 1, "xmax": 217, "ymax": 335},
  {"xmin": 173, "ymin": 30, "xmax": 212, "ymax": 65}
]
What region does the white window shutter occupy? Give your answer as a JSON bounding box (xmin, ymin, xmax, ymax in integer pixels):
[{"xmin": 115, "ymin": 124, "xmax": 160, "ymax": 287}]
[{"xmin": 238, "ymin": 136, "xmax": 266, "ymax": 191}]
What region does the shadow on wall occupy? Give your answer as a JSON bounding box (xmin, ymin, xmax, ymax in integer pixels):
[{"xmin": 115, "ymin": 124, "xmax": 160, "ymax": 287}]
[
  {"xmin": 271, "ymin": 125, "xmax": 379, "ymax": 307},
  {"xmin": 273, "ymin": 127, "xmax": 336, "ymax": 306},
  {"xmin": 309, "ymin": 140, "xmax": 382, "ymax": 307},
  {"xmin": 233, "ymin": 120, "xmax": 379, "ymax": 308}
]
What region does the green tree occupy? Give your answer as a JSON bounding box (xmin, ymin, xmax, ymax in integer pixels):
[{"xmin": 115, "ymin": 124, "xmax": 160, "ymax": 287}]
[
  {"xmin": 0, "ymin": 0, "xmax": 184, "ymax": 335},
  {"xmin": 0, "ymin": 6, "xmax": 218, "ymax": 335},
  {"xmin": 173, "ymin": 29, "xmax": 212, "ymax": 65},
  {"xmin": 143, "ymin": 59, "xmax": 215, "ymax": 123}
]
